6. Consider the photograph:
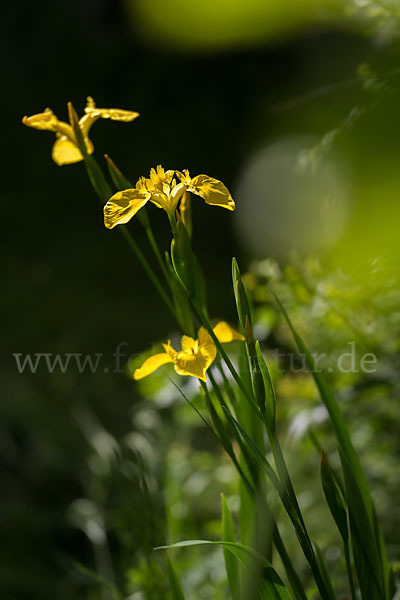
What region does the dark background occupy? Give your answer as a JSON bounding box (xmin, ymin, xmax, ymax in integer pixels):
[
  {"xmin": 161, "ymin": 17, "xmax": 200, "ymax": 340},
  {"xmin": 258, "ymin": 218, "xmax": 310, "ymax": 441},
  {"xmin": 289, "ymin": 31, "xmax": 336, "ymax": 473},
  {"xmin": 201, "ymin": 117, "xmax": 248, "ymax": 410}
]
[{"xmin": 2, "ymin": 1, "xmax": 400, "ymax": 598}]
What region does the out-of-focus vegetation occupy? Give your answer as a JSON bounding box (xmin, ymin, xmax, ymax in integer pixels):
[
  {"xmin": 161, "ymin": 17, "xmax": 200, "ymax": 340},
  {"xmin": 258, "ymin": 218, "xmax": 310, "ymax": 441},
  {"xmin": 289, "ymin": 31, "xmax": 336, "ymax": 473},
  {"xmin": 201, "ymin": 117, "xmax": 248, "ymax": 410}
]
[{"xmin": 2, "ymin": 0, "xmax": 400, "ymax": 598}]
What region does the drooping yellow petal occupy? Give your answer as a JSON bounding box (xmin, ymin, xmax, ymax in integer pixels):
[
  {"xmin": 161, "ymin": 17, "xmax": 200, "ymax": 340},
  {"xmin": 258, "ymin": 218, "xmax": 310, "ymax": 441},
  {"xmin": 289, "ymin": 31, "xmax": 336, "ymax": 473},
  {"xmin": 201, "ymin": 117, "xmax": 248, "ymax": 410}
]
[
  {"xmin": 213, "ymin": 321, "xmax": 244, "ymax": 343},
  {"xmin": 104, "ymin": 189, "xmax": 150, "ymax": 229},
  {"xmin": 23, "ymin": 109, "xmax": 75, "ymax": 141},
  {"xmin": 22, "ymin": 109, "xmax": 59, "ymax": 132},
  {"xmin": 80, "ymin": 98, "xmax": 138, "ymax": 138},
  {"xmin": 105, "ymin": 107, "xmax": 139, "ymax": 121},
  {"xmin": 134, "ymin": 352, "xmax": 174, "ymax": 380},
  {"xmin": 51, "ymin": 136, "xmax": 88, "ymax": 165},
  {"xmin": 186, "ymin": 174, "xmax": 235, "ymax": 211}
]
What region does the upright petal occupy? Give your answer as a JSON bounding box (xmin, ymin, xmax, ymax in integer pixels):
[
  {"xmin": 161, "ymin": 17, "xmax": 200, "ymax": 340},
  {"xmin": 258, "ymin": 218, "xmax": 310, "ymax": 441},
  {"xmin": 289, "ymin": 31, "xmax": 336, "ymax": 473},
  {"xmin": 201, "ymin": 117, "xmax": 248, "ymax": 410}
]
[
  {"xmin": 213, "ymin": 321, "xmax": 244, "ymax": 343},
  {"xmin": 104, "ymin": 189, "xmax": 150, "ymax": 229},
  {"xmin": 149, "ymin": 165, "xmax": 174, "ymax": 189},
  {"xmin": 197, "ymin": 326, "xmax": 214, "ymax": 348},
  {"xmin": 134, "ymin": 352, "xmax": 173, "ymax": 380},
  {"xmin": 180, "ymin": 335, "xmax": 198, "ymax": 353},
  {"xmin": 163, "ymin": 341, "xmax": 177, "ymax": 360},
  {"xmin": 186, "ymin": 174, "xmax": 235, "ymax": 211},
  {"xmin": 197, "ymin": 326, "xmax": 217, "ymax": 365}
]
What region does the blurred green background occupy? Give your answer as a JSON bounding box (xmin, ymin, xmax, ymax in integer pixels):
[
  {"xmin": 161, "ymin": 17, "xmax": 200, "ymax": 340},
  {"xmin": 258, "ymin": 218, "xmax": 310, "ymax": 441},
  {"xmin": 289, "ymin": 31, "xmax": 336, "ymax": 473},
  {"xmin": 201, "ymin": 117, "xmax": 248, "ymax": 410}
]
[{"xmin": 2, "ymin": 1, "xmax": 400, "ymax": 598}]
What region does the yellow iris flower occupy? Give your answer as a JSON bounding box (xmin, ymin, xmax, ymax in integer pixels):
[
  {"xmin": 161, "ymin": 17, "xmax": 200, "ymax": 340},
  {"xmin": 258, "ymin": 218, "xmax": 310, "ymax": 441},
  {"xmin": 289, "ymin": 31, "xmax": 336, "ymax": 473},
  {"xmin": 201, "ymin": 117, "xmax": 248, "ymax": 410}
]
[
  {"xmin": 134, "ymin": 321, "xmax": 244, "ymax": 382},
  {"xmin": 22, "ymin": 97, "xmax": 139, "ymax": 166},
  {"xmin": 104, "ymin": 165, "xmax": 235, "ymax": 229}
]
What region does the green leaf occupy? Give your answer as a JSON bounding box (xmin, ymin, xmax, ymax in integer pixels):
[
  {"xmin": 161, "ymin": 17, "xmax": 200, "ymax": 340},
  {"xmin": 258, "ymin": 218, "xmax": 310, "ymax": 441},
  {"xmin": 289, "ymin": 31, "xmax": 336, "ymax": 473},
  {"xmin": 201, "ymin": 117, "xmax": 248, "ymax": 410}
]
[
  {"xmin": 223, "ymin": 408, "xmax": 281, "ymax": 493},
  {"xmin": 201, "ymin": 385, "xmax": 234, "ymax": 457},
  {"xmin": 341, "ymin": 450, "xmax": 385, "ymax": 600},
  {"xmin": 232, "ymin": 258, "xmax": 253, "ymax": 332},
  {"xmin": 224, "ymin": 409, "xmax": 336, "ymax": 600},
  {"xmin": 104, "ymin": 153, "xmax": 133, "ymax": 190},
  {"xmin": 165, "ymin": 253, "xmax": 195, "ymax": 336},
  {"xmin": 320, "ymin": 449, "xmax": 348, "ymax": 541},
  {"xmin": 313, "ymin": 543, "xmax": 336, "ymax": 600},
  {"xmin": 255, "ymin": 341, "xmax": 276, "ymax": 432},
  {"xmin": 272, "ymin": 291, "xmax": 389, "ymax": 600},
  {"xmin": 221, "ymin": 494, "xmax": 241, "ymax": 600},
  {"xmin": 74, "ymin": 562, "xmax": 122, "ymax": 600},
  {"xmin": 85, "ymin": 154, "xmax": 113, "ymax": 202},
  {"xmin": 156, "ymin": 540, "xmax": 293, "ymax": 600},
  {"xmin": 166, "ymin": 555, "xmax": 186, "ymax": 600},
  {"xmin": 171, "ymin": 222, "xmax": 196, "ymax": 298}
]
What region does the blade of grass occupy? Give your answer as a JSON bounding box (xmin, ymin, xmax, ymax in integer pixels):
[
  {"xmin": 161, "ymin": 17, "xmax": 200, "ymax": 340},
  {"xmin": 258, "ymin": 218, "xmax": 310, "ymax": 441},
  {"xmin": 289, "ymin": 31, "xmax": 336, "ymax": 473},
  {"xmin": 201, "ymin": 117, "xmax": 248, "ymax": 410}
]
[
  {"xmin": 221, "ymin": 494, "xmax": 241, "ymax": 600},
  {"xmin": 224, "ymin": 409, "xmax": 335, "ymax": 600},
  {"xmin": 202, "ymin": 380, "xmax": 307, "ymax": 600},
  {"xmin": 166, "ymin": 555, "xmax": 186, "ymax": 600},
  {"xmin": 271, "ymin": 290, "xmax": 389, "ymax": 600},
  {"xmin": 191, "ymin": 298, "xmax": 260, "ymax": 416},
  {"xmin": 156, "ymin": 540, "xmax": 293, "ymax": 600}
]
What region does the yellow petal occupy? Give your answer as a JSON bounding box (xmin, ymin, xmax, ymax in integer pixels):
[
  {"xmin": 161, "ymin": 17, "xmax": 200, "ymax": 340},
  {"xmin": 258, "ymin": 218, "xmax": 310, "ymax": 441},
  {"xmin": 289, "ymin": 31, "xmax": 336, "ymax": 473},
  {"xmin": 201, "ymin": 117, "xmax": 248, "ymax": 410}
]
[
  {"xmin": 163, "ymin": 341, "xmax": 177, "ymax": 360},
  {"xmin": 170, "ymin": 182, "xmax": 185, "ymax": 205},
  {"xmin": 86, "ymin": 96, "xmax": 96, "ymax": 109},
  {"xmin": 197, "ymin": 326, "xmax": 213, "ymax": 347},
  {"xmin": 51, "ymin": 136, "xmax": 84, "ymax": 165},
  {"xmin": 197, "ymin": 327, "xmax": 217, "ymax": 364},
  {"xmin": 149, "ymin": 165, "xmax": 174, "ymax": 188},
  {"xmin": 213, "ymin": 321, "xmax": 244, "ymax": 343},
  {"xmin": 79, "ymin": 101, "xmax": 139, "ymax": 138},
  {"xmin": 104, "ymin": 189, "xmax": 150, "ymax": 229},
  {"xmin": 176, "ymin": 169, "xmax": 190, "ymax": 184},
  {"xmin": 22, "ymin": 109, "xmax": 59, "ymax": 131},
  {"xmin": 134, "ymin": 352, "xmax": 173, "ymax": 380},
  {"xmin": 174, "ymin": 348, "xmax": 214, "ymax": 381},
  {"xmin": 187, "ymin": 174, "xmax": 235, "ymax": 211},
  {"xmin": 90, "ymin": 107, "xmax": 140, "ymax": 122},
  {"xmin": 180, "ymin": 335, "xmax": 198, "ymax": 353}
]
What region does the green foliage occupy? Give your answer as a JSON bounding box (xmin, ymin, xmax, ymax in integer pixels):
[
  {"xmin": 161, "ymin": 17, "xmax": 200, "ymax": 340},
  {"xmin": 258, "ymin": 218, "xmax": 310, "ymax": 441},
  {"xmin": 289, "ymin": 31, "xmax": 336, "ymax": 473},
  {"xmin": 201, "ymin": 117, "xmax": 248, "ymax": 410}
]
[{"xmin": 10, "ymin": 3, "xmax": 400, "ymax": 599}]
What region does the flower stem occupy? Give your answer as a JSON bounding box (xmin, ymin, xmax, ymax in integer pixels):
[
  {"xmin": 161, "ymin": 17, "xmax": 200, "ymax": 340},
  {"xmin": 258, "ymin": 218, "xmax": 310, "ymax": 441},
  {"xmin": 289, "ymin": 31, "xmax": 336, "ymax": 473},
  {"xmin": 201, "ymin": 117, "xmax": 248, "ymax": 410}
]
[
  {"xmin": 192, "ymin": 298, "xmax": 260, "ymax": 416},
  {"xmin": 82, "ymin": 155, "xmax": 175, "ymax": 318},
  {"xmin": 119, "ymin": 226, "xmax": 175, "ymax": 316},
  {"xmin": 144, "ymin": 224, "xmax": 171, "ymax": 287},
  {"xmin": 344, "ymin": 537, "xmax": 357, "ymax": 600}
]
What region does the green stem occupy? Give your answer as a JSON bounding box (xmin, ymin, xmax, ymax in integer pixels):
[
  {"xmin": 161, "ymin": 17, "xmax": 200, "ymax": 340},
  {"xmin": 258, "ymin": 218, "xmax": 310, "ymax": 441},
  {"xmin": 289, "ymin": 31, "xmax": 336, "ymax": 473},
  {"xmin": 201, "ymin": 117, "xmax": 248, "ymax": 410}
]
[
  {"xmin": 82, "ymin": 155, "xmax": 175, "ymax": 318},
  {"xmin": 119, "ymin": 226, "xmax": 175, "ymax": 316},
  {"xmin": 216, "ymin": 357, "xmax": 237, "ymax": 408},
  {"xmin": 344, "ymin": 538, "xmax": 358, "ymax": 600},
  {"xmin": 192, "ymin": 298, "xmax": 260, "ymax": 416},
  {"xmin": 267, "ymin": 426, "xmax": 333, "ymax": 600},
  {"xmin": 200, "ymin": 379, "xmax": 254, "ymax": 493},
  {"xmin": 144, "ymin": 225, "xmax": 171, "ymax": 287},
  {"xmin": 206, "ymin": 376, "xmax": 308, "ymax": 600},
  {"xmin": 167, "ymin": 211, "xmax": 178, "ymax": 238},
  {"xmin": 272, "ymin": 526, "xmax": 308, "ymax": 600}
]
